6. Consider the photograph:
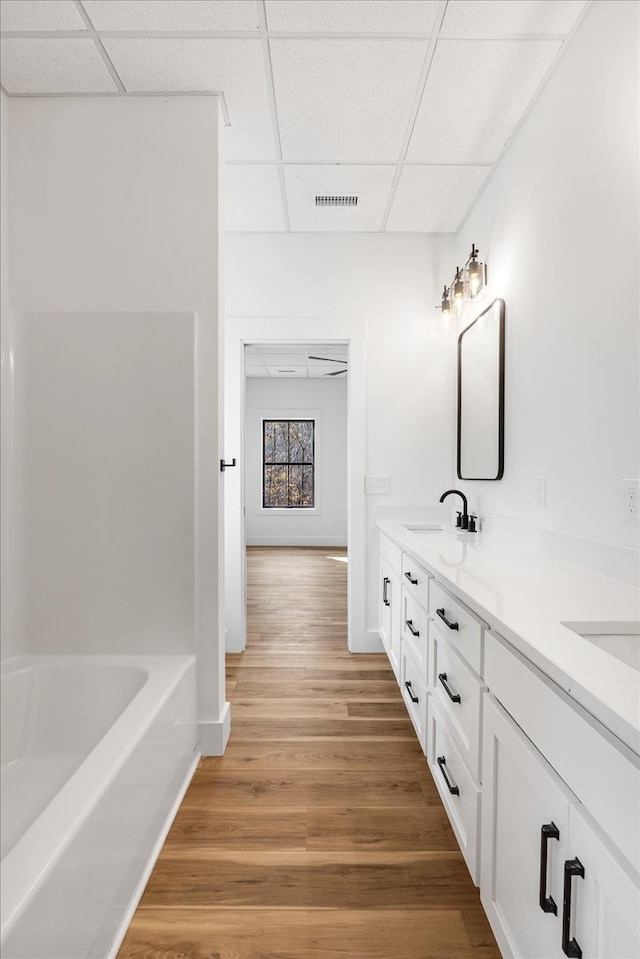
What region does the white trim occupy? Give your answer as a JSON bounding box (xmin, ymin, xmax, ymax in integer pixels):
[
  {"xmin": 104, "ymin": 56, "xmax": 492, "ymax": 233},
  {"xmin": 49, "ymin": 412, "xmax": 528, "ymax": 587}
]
[
  {"xmin": 258, "ymin": 409, "xmax": 320, "ymax": 513},
  {"xmin": 224, "ymin": 316, "xmax": 367, "ymax": 654},
  {"xmin": 198, "ymin": 701, "xmax": 231, "ymax": 756},
  {"xmin": 247, "ymin": 537, "xmax": 348, "ymax": 547}
]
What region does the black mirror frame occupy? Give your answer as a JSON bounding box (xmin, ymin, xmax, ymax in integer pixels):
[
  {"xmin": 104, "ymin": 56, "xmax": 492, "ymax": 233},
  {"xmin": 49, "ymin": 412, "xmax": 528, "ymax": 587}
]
[{"xmin": 456, "ymin": 298, "xmax": 505, "ymax": 481}]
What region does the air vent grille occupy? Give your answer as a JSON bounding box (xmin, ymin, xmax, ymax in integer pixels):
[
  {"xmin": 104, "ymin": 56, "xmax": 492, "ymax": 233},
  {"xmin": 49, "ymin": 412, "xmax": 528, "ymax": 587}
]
[{"xmin": 315, "ymin": 195, "xmax": 358, "ymax": 207}]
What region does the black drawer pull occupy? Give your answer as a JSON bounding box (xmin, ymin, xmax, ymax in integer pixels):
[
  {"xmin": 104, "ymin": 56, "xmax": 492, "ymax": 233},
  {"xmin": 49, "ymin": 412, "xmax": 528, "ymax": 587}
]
[
  {"xmin": 404, "ymin": 571, "xmax": 418, "ymax": 586},
  {"xmin": 562, "ymin": 858, "xmax": 585, "ymax": 958},
  {"xmin": 438, "ymin": 672, "xmax": 461, "ymax": 704},
  {"xmin": 382, "ymin": 576, "xmax": 390, "ymax": 607},
  {"xmin": 405, "ymin": 619, "xmax": 420, "ymax": 637},
  {"xmin": 436, "ymin": 607, "xmax": 459, "ymax": 630},
  {"xmin": 539, "ymin": 822, "xmax": 560, "ymax": 915},
  {"xmin": 404, "ymin": 681, "xmax": 419, "ymax": 704},
  {"xmin": 436, "ymin": 755, "xmax": 459, "ymax": 795}
]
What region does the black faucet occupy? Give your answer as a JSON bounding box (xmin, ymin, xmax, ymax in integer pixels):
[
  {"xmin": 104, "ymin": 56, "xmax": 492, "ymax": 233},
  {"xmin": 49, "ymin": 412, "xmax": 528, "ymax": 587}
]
[{"xmin": 439, "ymin": 489, "xmax": 470, "ymax": 530}]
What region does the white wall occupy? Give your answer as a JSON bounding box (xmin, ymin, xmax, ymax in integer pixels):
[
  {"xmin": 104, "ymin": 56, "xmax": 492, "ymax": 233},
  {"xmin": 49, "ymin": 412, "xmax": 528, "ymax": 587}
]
[
  {"xmin": 0, "ymin": 90, "xmax": 20, "ymax": 662},
  {"xmin": 245, "ymin": 376, "xmax": 347, "ymax": 545},
  {"xmin": 226, "ymin": 234, "xmax": 455, "ymax": 637},
  {"xmin": 453, "ymin": 0, "xmax": 639, "ymax": 573},
  {"xmin": 7, "ymin": 96, "xmax": 228, "ymax": 749}
]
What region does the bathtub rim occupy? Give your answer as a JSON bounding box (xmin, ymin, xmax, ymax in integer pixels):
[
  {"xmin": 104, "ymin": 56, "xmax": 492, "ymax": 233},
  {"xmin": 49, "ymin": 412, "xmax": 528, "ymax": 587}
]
[{"xmin": 0, "ymin": 653, "xmax": 196, "ymax": 940}]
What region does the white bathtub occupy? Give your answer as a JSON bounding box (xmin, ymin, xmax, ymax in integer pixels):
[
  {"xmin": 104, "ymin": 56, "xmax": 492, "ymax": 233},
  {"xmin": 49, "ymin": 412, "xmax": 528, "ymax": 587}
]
[{"xmin": 0, "ymin": 655, "xmax": 198, "ymax": 959}]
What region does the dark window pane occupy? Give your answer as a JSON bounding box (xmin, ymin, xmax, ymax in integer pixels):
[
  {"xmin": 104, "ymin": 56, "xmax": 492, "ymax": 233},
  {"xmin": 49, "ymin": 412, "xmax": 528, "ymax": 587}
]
[
  {"xmin": 264, "ymin": 465, "xmax": 288, "ymax": 507},
  {"xmin": 263, "ymin": 421, "xmax": 276, "ymax": 463}
]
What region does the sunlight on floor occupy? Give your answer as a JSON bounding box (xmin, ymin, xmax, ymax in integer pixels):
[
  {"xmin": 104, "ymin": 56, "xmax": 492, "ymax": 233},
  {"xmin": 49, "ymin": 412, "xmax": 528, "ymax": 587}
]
[{"xmin": 326, "ymin": 555, "xmax": 348, "ymax": 563}]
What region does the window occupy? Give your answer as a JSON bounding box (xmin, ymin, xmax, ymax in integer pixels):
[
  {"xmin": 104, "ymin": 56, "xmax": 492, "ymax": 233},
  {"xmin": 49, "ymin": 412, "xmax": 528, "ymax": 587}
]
[{"xmin": 263, "ymin": 419, "xmax": 315, "ymax": 508}]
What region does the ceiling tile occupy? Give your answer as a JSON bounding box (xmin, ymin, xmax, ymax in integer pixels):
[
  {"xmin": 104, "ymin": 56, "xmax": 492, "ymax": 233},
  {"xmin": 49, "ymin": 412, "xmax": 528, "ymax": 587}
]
[
  {"xmin": 82, "ymin": 0, "xmax": 259, "ymax": 32},
  {"xmin": 0, "ymin": 38, "xmax": 118, "ymax": 93},
  {"xmin": 0, "ymin": 0, "xmax": 86, "ymax": 31},
  {"xmin": 407, "ymin": 38, "xmax": 562, "ymax": 163},
  {"xmin": 262, "ymin": 353, "xmax": 307, "ymax": 365},
  {"xmin": 284, "ymin": 164, "xmax": 396, "ymax": 231},
  {"xmin": 271, "ymin": 38, "xmax": 428, "ymax": 162},
  {"xmin": 225, "ymin": 165, "xmax": 285, "ymax": 232},
  {"xmin": 102, "ymin": 38, "xmax": 276, "ymax": 160},
  {"xmin": 245, "ymin": 367, "xmax": 266, "ymax": 377},
  {"xmin": 440, "ymin": 1, "xmax": 588, "ymax": 38},
  {"xmin": 265, "ymin": 0, "xmax": 439, "ymax": 34},
  {"xmin": 386, "ymin": 164, "xmax": 492, "ymax": 232}
]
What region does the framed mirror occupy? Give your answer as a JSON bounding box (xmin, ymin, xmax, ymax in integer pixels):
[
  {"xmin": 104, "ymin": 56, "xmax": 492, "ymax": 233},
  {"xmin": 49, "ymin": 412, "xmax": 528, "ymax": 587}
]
[{"xmin": 457, "ymin": 298, "xmax": 505, "ymax": 480}]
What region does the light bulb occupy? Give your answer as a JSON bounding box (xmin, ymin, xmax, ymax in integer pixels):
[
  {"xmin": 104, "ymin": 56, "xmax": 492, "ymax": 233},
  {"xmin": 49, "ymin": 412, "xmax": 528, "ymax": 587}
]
[
  {"xmin": 453, "ymin": 268, "xmax": 464, "ymax": 300},
  {"xmin": 441, "ymin": 285, "xmax": 452, "ymax": 316}
]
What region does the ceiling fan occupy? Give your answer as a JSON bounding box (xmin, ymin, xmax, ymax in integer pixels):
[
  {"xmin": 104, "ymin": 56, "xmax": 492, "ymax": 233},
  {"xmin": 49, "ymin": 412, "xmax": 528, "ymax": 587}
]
[{"xmin": 308, "ymin": 355, "xmax": 348, "ymax": 376}]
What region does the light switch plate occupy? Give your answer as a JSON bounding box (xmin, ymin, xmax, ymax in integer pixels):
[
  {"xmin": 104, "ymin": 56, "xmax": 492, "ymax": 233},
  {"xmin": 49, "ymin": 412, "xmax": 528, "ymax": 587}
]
[{"xmin": 365, "ymin": 475, "xmax": 391, "ymax": 495}]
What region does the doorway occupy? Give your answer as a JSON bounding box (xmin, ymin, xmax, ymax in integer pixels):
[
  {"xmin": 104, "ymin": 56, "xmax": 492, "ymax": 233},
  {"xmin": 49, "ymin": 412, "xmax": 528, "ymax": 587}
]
[{"xmin": 224, "ymin": 316, "xmax": 367, "ymax": 654}]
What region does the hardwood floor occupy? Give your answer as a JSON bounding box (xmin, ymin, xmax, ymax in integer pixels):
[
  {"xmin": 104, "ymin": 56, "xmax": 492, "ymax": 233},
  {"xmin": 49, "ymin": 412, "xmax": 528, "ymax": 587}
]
[{"xmin": 117, "ymin": 546, "xmax": 500, "ymax": 959}]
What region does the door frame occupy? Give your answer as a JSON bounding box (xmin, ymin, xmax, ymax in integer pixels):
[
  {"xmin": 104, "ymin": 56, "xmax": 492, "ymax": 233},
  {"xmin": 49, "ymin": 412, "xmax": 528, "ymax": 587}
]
[{"xmin": 224, "ymin": 315, "xmax": 367, "ymax": 653}]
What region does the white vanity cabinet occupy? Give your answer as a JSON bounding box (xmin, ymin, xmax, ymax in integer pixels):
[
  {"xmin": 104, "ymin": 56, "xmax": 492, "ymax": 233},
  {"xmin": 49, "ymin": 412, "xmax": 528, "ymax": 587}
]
[
  {"xmin": 376, "ymin": 521, "xmax": 640, "ymax": 959},
  {"xmin": 379, "ymin": 534, "xmax": 402, "ymax": 680},
  {"xmin": 482, "ymin": 635, "xmax": 640, "ymax": 959}
]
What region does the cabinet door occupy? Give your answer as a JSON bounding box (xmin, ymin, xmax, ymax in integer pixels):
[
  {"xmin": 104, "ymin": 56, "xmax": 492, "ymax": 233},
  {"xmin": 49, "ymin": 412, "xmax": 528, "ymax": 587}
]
[
  {"xmin": 481, "ymin": 695, "xmax": 575, "ymax": 959},
  {"xmin": 379, "ymin": 559, "xmax": 401, "ymax": 679},
  {"xmin": 563, "ymin": 804, "xmax": 640, "ymax": 959}
]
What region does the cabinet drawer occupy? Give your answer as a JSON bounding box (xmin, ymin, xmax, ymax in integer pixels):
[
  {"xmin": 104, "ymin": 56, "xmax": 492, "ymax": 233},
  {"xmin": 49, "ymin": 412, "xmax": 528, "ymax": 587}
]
[
  {"xmin": 431, "ymin": 628, "xmax": 486, "ymax": 781},
  {"xmin": 401, "ymin": 647, "xmax": 428, "ymax": 754},
  {"xmin": 401, "ymin": 589, "xmax": 429, "ymax": 681},
  {"xmin": 485, "ymin": 631, "xmax": 640, "ymax": 876},
  {"xmin": 401, "ymin": 553, "xmax": 429, "ymax": 610},
  {"xmin": 429, "ymin": 578, "xmax": 484, "ymax": 675},
  {"xmin": 428, "ymin": 698, "xmax": 481, "ymax": 884},
  {"xmin": 380, "ymin": 532, "xmax": 403, "ymax": 577}
]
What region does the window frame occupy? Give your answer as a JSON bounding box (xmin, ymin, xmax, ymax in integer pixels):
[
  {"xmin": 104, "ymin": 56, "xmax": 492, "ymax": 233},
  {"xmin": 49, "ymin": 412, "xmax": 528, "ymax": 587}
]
[{"xmin": 261, "ymin": 417, "xmax": 316, "ymax": 510}]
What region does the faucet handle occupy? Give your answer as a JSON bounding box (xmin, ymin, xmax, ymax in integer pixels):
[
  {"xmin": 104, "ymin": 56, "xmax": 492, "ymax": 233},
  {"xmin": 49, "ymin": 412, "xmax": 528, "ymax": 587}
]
[
  {"xmin": 468, "ymin": 514, "xmax": 478, "ymax": 533},
  {"xmin": 455, "ymin": 511, "xmax": 462, "ymax": 528}
]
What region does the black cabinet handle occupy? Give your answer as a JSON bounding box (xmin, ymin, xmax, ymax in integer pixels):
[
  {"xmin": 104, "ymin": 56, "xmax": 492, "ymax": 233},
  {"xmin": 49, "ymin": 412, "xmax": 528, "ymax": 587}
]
[
  {"xmin": 562, "ymin": 858, "xmax": 585, "ymax": 958},
  {"xmin": 405, "ymin": 619, "xmax": 420, "ymax": 637},
  {"xmin": 438, "ymin": 672, "xmax": 461, "ymax": 704},
  {"xmin": 436, "ymin": 755, "xmax": 459, "ymax": 795},
  {"xmin": 383, "ymin": 577, "xmax": 390, "ymax": 607},
  {"xmin": 436, "ymin": 608, "xmax": 459, "ymax": 630},
  {"xmin": 404, "ymin": 681, "xmax": 419, "ymax": 704},
  {"xmin": 539, "ymin": 822, "xmax": 560, "ymax": 915},
  {"xmin": 220, "ymin": 458, "xmax": 237, "ymax": 472},
  {"xmin": 404, "ymin": 571, "xmax": 418, "ymax": 586}
]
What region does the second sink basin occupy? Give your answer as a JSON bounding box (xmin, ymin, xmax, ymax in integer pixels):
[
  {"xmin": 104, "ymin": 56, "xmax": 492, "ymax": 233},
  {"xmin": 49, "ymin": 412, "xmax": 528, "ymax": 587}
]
[{"xmin": 561, "ymin": 621, "xmax": 640, "ymax": 672}]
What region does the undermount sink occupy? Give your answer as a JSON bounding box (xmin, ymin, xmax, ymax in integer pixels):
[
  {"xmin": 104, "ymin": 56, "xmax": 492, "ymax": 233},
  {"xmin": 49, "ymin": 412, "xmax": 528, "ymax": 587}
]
[
  {"xmin": 561, "ymin": 621, "xmax": 640, "ymax": 672},
  {"xmin": 402, "ymin": 523, "xmax": 446, "ymax": 534}
]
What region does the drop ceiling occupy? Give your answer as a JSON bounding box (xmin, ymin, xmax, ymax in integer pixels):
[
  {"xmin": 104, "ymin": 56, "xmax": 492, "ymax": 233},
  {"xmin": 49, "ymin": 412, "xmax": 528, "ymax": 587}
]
[
  {"xmin": 245, "ymin": 342, "xmax": 348, "ymax": 377},
  {"xmin": 0, "ymin": 0, "xmax": 590, "ymax": 234}
]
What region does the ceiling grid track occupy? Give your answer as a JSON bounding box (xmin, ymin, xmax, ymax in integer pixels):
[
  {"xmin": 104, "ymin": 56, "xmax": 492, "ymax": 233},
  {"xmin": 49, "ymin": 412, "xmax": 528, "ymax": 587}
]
[
  {"xmin": 257, "ymin": 0, "xmax": 290, "ymax": 232},
  {"xmin": 379, "ymin": 0, "xmax": 449, "ymax": 233},
  {"xmin": 72, "ymin": 0, "xmax": 126, "ymax": 93}
]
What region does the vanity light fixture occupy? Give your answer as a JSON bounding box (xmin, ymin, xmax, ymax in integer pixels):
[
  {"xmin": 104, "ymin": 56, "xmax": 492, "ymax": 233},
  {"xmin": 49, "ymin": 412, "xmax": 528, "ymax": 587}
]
[{"xmin": 437, "ymin": 244, "xmax": 486, "ymax": 317}]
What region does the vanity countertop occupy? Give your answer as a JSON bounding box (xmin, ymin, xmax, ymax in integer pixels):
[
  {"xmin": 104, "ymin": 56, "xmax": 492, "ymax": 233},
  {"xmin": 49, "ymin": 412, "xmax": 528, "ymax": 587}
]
[{"xmin": 377, "ymin": 513, "xmax": 640, "ymax": 756}]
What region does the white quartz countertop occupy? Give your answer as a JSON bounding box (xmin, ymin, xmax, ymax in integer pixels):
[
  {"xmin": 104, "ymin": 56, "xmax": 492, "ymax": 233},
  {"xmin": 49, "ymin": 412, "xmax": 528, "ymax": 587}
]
[{"xmin": 377, "ymin": 513, "xmax": 640, "ymax": 756}]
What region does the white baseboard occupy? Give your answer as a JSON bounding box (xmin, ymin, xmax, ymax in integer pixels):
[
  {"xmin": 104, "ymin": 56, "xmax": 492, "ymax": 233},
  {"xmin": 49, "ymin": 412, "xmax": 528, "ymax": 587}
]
[
  {"xmin": 246, "ymin": 537, "xmax": 348, "ymax": 547},
  {"xmin": 198, "ymin": 701, "xmax": 231, "ymax": 756},
  {"xmin": 349, "ymin": 629, "xmax": 384, "ymax": 654}
]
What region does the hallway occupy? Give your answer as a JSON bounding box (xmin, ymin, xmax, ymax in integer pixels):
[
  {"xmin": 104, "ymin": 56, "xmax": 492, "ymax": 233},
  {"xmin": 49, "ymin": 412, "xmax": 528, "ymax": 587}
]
[{"xmin": 118, "ymin": 546, "xmax": 498, "ymax": 958}]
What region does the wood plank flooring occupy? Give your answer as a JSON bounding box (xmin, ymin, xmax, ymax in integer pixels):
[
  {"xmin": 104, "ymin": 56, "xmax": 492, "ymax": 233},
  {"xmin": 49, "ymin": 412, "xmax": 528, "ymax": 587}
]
[{"xmin": 117, "ymin": 546, "xmax": 500, "ymax": 959}]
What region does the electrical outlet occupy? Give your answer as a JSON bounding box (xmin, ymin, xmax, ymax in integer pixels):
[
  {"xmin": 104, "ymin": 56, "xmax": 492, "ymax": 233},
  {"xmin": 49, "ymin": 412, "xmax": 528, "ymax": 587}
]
[
  {"xmin": 622, "ymin": 479, "xmax": 640, "ymax": 520},
  {"xmin": 365, "ymin": 475, "xmax": 391, "ymax": 495},
  {"xmin": 535, "ymin": 477, "xmax": 547, "ymax": 507}
]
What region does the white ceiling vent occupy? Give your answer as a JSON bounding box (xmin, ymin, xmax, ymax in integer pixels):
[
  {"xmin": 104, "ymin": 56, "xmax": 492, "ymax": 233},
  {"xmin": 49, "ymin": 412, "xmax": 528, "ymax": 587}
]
[{"xmin": 314, "ymin": 195, "xmax": 359, "ymax": 207}]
